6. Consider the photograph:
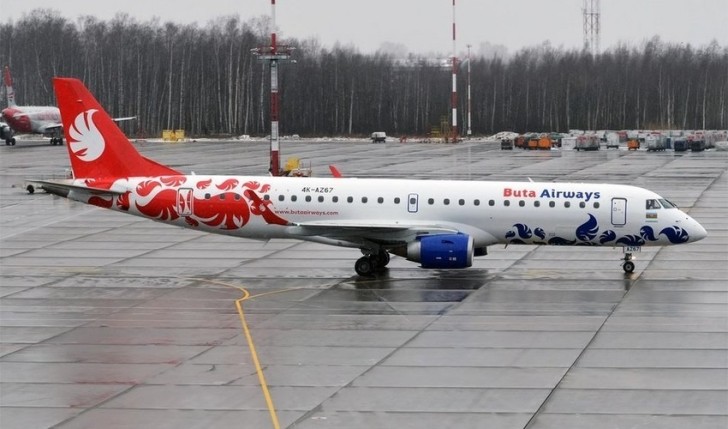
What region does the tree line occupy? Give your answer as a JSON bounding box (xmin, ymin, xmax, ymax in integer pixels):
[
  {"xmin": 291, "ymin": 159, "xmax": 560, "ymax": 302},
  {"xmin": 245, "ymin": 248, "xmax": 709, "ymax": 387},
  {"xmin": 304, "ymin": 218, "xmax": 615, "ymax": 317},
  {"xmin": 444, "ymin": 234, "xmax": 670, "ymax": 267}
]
[{"xmin": 1, "ymin": 9, "xmax": 726, "ymax": 138}]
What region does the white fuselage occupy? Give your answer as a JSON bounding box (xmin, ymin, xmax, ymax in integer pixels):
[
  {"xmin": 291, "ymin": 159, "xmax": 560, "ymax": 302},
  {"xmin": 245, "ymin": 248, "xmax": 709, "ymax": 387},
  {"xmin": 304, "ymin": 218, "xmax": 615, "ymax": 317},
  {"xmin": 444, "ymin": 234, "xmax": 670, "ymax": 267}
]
[
  {"xmin": 1, "ymin": 105, "xmax": 61, "ymax": 135},
  {"xmin": 68, "ymin": 175, "xmax": 707, "ymax": 250}
]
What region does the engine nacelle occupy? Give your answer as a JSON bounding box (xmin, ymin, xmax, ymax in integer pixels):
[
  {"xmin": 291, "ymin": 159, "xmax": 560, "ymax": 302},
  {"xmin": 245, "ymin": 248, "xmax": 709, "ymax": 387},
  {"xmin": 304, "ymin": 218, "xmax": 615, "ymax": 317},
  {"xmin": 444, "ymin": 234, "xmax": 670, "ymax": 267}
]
[
  {"xmin": 0, "ymin": 123, "xmax": 13, "ymax": 140},
  {"xmin": 407, "ymin": 234, "xmax": 474, "ymax": 269}
]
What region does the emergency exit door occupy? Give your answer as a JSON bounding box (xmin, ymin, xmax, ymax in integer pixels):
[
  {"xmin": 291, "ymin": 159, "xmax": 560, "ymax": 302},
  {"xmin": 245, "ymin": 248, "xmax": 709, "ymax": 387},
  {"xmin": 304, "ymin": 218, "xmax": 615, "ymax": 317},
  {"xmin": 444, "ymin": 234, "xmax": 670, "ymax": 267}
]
[
  {"xmin": 177, "ymin": 188, "xmax": 194, "ymax": 216},
  {"xmin": 407, "ymin": 193, "xmax": 419, "ymax": 213}
]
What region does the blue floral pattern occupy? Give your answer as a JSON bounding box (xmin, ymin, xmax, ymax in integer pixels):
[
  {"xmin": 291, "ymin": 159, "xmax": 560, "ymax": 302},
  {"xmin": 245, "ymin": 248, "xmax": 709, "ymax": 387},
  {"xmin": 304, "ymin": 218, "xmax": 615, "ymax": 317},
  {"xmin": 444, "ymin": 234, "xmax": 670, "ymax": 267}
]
[{"xmin": 506, "ymin": 214, "xmax": 690, "ymax": 246}]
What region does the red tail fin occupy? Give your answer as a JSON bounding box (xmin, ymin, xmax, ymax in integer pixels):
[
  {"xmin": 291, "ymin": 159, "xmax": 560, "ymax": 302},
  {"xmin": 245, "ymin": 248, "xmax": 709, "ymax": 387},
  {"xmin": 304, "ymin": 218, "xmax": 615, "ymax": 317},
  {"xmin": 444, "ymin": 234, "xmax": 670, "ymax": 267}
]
[
  {"xmin": 4, "ymin": 66, "xmax": 16, "ymax": 107},
  {"xmin": 53, "ymin": 77, "xmax": 181, "ymax": 179}
]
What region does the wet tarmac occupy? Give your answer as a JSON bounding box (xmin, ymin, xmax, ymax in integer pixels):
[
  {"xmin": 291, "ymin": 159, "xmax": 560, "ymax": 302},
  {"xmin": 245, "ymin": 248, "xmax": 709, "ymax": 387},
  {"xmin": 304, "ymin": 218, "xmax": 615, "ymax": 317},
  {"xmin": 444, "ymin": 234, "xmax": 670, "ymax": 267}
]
[{"xmin": 1, "ymin": 138, "xmax": 726, "ymax": 428}]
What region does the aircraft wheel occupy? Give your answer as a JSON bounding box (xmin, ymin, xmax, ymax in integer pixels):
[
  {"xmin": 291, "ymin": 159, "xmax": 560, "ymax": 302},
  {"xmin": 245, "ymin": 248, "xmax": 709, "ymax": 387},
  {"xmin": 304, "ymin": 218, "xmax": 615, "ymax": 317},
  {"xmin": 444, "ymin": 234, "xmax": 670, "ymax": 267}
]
[
  {"xmin": 355, "ymin": 256, "xmax": 375, "ymax": 277},
  {"xmin": 11, "ymin": 138, "xmax": 16, "ymax": 146},
  {"xmin": 376, "ymin": 251, "xmax": 390, "ymax": 267},
  {"xmin": 623, "ymin": 261, "xmax": 635, "ymax": 273},
  {"xmin": 26, "ymin": 184, "xmax": 35, "ymax": 194}
]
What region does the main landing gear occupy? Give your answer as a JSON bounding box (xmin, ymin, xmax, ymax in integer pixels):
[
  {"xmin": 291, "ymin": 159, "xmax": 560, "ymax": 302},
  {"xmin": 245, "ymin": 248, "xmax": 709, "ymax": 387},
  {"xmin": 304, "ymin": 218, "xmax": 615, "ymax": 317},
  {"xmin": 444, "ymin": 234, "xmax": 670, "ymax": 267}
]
[
  {"xmin": 354, "ymin": 250, "xmax": 390, "ymax": 277},
  {"xmin": 622, "ymin": 253, "xmax": 635, "ymax": 273},
  {"xmin": 50, "ymin": 137, "xmax": 63, "ymax": 145}
]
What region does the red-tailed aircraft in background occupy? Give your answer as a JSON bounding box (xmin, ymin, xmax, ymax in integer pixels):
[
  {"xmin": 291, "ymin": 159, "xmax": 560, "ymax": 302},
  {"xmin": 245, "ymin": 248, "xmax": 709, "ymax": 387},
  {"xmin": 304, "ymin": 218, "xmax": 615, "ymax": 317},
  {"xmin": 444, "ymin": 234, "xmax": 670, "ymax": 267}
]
[
  {"xmin": 1, "ymin": 66, "xmax": 135, "ymax": 146},
  {"xmin": 29, "ymin": 77, "xmax": 707, "ymax": 277},
  {"xmin": 1, "ymin": 66, "xmax": 64, "ymax": 145}
]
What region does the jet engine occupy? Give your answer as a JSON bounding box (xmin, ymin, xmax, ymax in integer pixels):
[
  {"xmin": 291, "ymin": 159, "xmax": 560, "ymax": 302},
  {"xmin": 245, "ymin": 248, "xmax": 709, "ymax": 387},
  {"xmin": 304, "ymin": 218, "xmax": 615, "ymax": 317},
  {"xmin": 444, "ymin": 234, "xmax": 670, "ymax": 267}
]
[
  {"xmin": 1, "ymin": 122, "xmax": 12, "ymax": 141},
  {"xmin": 406, "ymin": 234, "xmax": 474, "ymax": 269}
]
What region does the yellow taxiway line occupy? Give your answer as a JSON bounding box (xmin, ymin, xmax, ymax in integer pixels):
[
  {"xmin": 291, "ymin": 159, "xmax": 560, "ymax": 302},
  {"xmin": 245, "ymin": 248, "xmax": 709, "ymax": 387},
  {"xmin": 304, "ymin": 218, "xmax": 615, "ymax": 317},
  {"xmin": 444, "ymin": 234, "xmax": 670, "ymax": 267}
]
[{"xmin": 183, "ymin": 277, "xmax": 301, "ymax": 429}]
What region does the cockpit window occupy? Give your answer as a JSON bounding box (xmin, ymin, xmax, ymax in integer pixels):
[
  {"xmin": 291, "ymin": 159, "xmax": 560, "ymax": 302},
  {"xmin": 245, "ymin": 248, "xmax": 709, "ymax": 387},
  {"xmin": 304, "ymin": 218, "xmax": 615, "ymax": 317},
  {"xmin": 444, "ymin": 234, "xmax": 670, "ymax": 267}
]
[
  {"xmin": 646, "ymin": 199, "xmax": 661, "ymax": 210},
  {"xmin": 659, "ymin": 199, "xmax": 677, "ymax": 209}
]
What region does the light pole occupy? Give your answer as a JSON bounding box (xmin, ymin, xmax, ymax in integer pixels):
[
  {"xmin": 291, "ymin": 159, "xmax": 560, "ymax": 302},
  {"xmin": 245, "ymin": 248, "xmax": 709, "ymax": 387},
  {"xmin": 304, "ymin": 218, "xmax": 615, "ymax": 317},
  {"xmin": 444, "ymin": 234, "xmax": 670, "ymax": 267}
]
[
  {"xmin": 252, "ymin": 0, "xmax": 294, "ymax": 176},
  {"xmin": 466, "ymin": 44, "xmax": 472, "ymax": 136}
]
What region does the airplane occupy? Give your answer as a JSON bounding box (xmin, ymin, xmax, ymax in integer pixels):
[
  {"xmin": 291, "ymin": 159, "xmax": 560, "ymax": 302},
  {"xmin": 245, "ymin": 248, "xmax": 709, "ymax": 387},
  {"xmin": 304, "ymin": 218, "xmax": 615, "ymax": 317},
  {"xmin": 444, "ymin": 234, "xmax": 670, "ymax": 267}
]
[
  {"xmin": 1, "ymin": 66, "xmax": 64, "ymax": 146},
  {"xmin": 1, "ymin": 66, "xmax": 135, "ymax": 146},
  {"xmin": 28, "ymin": 77, "xmax": 708, "ymax": 277}
]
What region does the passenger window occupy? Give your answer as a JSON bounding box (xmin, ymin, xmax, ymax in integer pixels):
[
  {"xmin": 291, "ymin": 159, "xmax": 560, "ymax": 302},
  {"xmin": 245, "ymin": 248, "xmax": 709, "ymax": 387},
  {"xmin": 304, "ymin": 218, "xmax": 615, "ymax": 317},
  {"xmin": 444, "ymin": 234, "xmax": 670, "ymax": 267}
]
[
  {"xmin": 549, "ymin": 201, "xmax": 555, "ymax": 208},
  {"xmin": 318, "ymin": 196, "xmax": 324, "ymax": 202},
  {"xmin": 235, "ymin": 194, "xmax": 242, "ymax": 200},
  {"xmin": 534, "ymin": 201, "xmax": 540, "ymax": 207},
  {"xmin": 333, "ymin": 196, "xmax": 339, "ymax": 203},
  {"xmin": 362, "ymin": 197, "xmax": 368, "ymax": 203},
  {"xmin": 305, "ymin": 195, "xmax": 312, "ymax": 202},
  {"xmin": 474, "ymin": 199, "xmax": 480, "ymax": 206},
  {"xmin": 594, "ymin": 202, "xmax": 600, "ymax": 209},
  {"xmin": 278, "ymin": 195, "xmax": 285, "ymax": 201},
  {"xmin": 489, "ymin": 200, "xmax": 495, "ymax": 206},
  {"xmin": 444, "ymin": 199, "xmax": 450, "ymax": 205},
  {"xmin": 262, "ymin": 195, "xmax": 269, "ymax": 201},
  {"xmin": 646, "ymin": 199, "xmax": 660, "ymax": 210},
  {"xmin": 291, "ymin": 195, "xmax": 297, "ymax": 202},
  {"xmin": 347, "ymin": 196, "xmax": 353, "ymax": 203},
  {"xmin": 219, "ymin": 194, "xmax": 225, "ymax": 200},
  {"xmin": 409, "ymin": 197, "xmax": 416, "ymax": 205},
  {"xmin": 518, "ymin": 200, "xmax": 525, "ymax": 207},
  {"xmin": 428, "ymin": 198, "xmax": 435, "ymax": 205},
  {"xmin": 564, "ymin": 201, "xmax": 571, "ymax": 208},
  {"xmin": 459, "ymin": 199, "xmax": 465, "ymax": 206},
  {"xmin": 504, "ymin": 200, "xmax": 510, "ymax": 207},
  {"xmin": 394, "ymin": 197, "xmax": 400, "ymax": 204},
  {"xmin": 205, "ymin": 193, "xmax": 211, "ymax": 199},
  {"xmin": 377, "ymin": 197, "xmax": 384, "ymax": 204},
  {"xmin": 579, "ymin": 202, "xmax": 586, "ymax": 208}
]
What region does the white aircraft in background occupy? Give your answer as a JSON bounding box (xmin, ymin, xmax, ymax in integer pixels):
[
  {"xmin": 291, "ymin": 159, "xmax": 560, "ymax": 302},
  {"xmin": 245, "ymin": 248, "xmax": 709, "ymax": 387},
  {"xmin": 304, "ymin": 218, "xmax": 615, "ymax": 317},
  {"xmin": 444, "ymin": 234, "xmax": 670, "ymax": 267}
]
[
  {"xmin": 1, "ymin": 66, "xmax": 135, "ymax": 146},
  {"xmin": 1, "ymin": 66, "xmax": 64, "ymax": 145},
  {"xmin": 30, "ymin": 77, "xmax": 707, "ymax": 276}
]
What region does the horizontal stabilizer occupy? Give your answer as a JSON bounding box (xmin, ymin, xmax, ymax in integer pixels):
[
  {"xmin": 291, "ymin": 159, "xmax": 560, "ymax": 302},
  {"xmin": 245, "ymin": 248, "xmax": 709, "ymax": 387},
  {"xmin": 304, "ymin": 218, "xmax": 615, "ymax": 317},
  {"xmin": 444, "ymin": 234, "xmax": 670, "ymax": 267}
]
[{"xmin": 27, "ymin": 179, "xmax": 126, "ymax": 198}]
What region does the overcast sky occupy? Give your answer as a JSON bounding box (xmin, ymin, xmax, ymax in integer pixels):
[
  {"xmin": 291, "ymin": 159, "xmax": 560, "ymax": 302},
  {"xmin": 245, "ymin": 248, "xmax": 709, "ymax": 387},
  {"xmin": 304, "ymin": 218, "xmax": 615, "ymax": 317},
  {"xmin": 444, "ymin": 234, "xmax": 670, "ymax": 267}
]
[{"xmin": 5, "ymin": 0, "xmax": 727, "ymax": 55}]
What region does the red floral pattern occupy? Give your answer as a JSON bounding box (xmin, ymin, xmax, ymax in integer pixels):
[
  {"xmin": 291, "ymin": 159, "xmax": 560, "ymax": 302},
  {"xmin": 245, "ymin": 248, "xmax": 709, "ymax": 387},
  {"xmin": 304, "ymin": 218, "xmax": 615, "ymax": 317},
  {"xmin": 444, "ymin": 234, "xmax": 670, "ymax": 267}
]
[
  {"xmin": 216, "ymin": 178, "xmax": 239, "ymax": 191},
  {"xmin": 196, "ymin": 179, "xmax": 212, "ymax": 190},
  {"xmin": 192, "ymin": 192, "xmax": 250, "ymax": 229},
  {"xmin": 135, "ymin": 189, "xmax": 179, "ymax": 221},
  {"xmin": 94, "ymin": 177, "xmax": 289, "ymax": 231},
  {"xmin": 161, "ymin": 176, "xmax": 187, "ymax": 187},
  {"xmin": 137, "ymin": 180, "xmax": 162, "ymax": 197}
]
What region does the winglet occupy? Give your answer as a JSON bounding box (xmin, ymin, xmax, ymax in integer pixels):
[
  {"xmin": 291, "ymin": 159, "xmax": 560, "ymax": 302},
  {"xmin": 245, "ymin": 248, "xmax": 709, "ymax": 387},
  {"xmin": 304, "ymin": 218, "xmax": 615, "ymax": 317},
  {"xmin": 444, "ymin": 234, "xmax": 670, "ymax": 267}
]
[
  {"xmin": 53, "ymin": 78, "xmax": 181, "ymax": 180},
  {"xmin": 329, "ymin": 165, "xmax": 343, "ymax": 178}
]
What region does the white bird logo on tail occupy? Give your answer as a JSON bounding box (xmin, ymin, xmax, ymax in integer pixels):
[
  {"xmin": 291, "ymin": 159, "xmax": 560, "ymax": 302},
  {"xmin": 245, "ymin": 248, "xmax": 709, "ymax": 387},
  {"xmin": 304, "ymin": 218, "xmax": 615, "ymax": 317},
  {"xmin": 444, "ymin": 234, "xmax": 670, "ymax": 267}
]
[{"xmin": 69, "ymin": 109, "xmax": 105, "ymax": 161}]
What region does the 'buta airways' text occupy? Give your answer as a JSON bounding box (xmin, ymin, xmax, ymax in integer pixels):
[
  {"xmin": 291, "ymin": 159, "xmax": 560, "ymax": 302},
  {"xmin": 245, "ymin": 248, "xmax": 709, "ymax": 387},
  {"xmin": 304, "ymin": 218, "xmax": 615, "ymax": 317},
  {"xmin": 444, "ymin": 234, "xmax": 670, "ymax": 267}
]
[{"xmin": 504, "ymin": 188, "xmax": 601, "ymax": 202}]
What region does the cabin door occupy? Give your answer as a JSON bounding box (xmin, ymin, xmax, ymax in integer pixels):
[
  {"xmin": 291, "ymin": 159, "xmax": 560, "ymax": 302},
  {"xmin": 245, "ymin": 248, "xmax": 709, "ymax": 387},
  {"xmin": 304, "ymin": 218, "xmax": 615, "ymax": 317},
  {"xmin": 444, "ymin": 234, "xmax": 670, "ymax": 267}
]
[{"xmin": 611, "ymin": 198, "xmax": 627, "ymax": 226}]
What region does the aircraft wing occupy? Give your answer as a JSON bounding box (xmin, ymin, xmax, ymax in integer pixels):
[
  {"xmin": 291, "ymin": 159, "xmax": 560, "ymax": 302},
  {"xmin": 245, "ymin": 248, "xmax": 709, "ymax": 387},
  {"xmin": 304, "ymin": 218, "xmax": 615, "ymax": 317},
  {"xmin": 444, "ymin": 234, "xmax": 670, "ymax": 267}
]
[
  {"xmin": 288, "ymin": 220, "xmax": 460, "ymax": 246},
  {"xmin": 112, "ymin": 116, "xmax": 136, "ymax": 122},
  {"xmin": 39, "ymin": 123, "xmax": 63, "ymax": 133},
  {"xmin": 34, "ymin": 118, "xmax": 133, "ymax": 134}
]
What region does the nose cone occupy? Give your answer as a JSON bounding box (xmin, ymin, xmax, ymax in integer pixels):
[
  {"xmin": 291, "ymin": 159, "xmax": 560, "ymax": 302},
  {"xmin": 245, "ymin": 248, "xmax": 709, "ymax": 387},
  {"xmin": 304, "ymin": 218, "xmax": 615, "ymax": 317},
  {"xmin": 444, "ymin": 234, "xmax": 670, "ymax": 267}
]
[
  {"xmin": 690, "ymin": 218, "xmax": 708, "ymax": 242},
  {"xmin": 681, "ymin": 211, "xmax": 708, "ymax": 243}
]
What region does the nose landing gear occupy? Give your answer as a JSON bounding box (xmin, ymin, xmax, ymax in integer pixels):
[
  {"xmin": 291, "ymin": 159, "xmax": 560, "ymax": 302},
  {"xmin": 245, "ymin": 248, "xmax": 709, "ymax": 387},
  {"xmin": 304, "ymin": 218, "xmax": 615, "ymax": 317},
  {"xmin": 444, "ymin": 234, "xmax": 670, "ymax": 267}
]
[{"xmin": 622, "ymin": 253, "xmax": 635, "ymax": 273}]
